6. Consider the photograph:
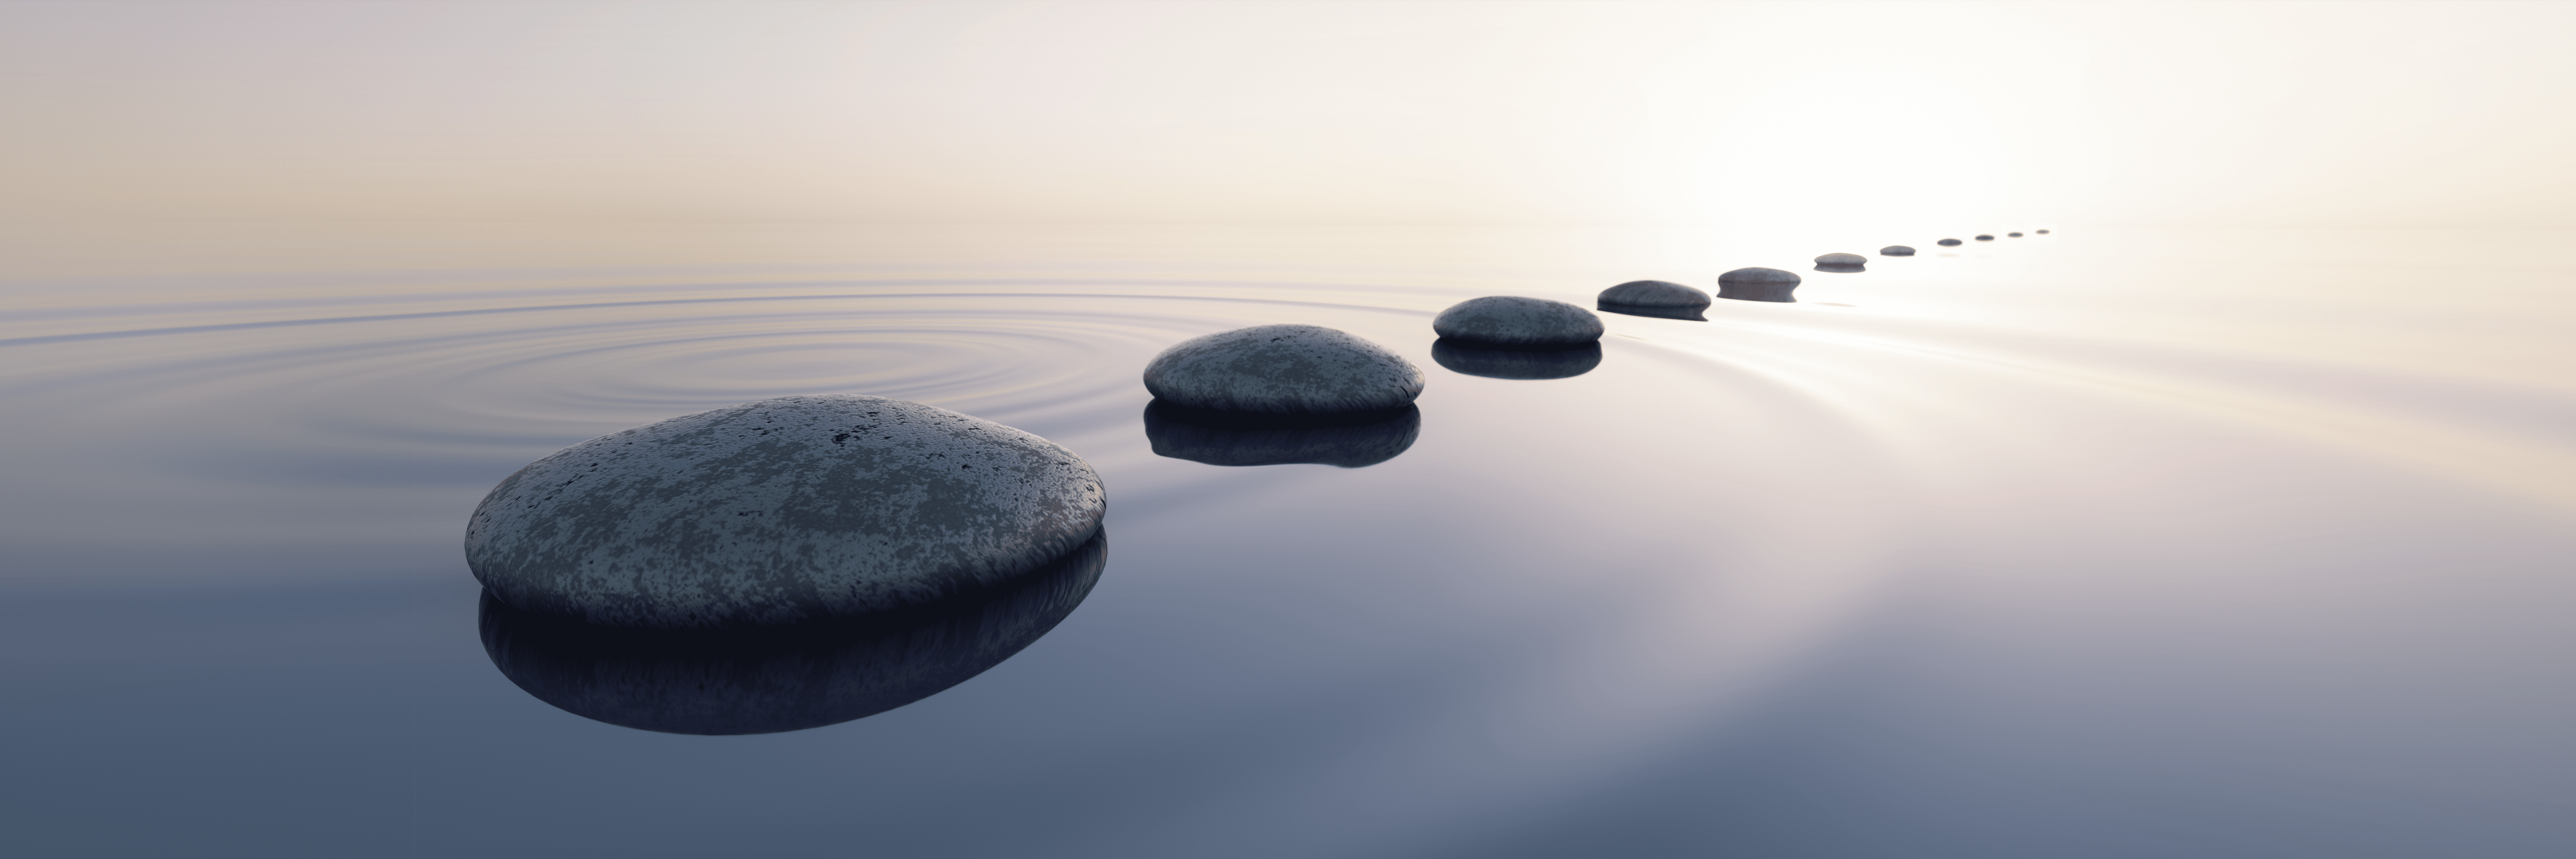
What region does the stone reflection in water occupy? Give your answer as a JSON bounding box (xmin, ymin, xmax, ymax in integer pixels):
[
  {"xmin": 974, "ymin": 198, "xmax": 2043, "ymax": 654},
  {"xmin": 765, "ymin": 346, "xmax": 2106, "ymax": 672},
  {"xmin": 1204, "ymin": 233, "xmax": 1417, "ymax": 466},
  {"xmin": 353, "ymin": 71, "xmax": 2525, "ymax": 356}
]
[
  {"xmin": 478, "ymin": 531, "xmax": 1107, "ymax": 736},
  {"xmin": 1431, "ymin": 338, "xmax": 1602, "ymax": 380},
  {"xmin": 1143, "ymin": 401, "xmax": 1421, "ymax": 468}
]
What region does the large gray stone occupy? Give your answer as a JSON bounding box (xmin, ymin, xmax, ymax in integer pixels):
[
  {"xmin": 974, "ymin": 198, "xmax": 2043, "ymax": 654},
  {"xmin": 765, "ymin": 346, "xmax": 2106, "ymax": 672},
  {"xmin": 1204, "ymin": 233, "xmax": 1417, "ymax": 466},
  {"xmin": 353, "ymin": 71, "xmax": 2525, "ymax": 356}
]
[
  {"xmin": 466, "ymin": 394, "xmax": 1106, "ymax": 629},
  {"xmin": 1716, "ymin": 267, "xmax": 1802, "ymax": 303},
  {"xmin": 1880, "ymin": 245, "xmax": 1916, "ymax": 256},
  {"xmin": 1142, "ymin": 324, "xmax": 1424, "ymax": 414},
  {"xmin": 1431, "ymin": 296, "xmax": 1604, "ymax": 349},
  {"xmin": 1597, "ymin": 280, "xmax": 1711, "ymax": 309}
]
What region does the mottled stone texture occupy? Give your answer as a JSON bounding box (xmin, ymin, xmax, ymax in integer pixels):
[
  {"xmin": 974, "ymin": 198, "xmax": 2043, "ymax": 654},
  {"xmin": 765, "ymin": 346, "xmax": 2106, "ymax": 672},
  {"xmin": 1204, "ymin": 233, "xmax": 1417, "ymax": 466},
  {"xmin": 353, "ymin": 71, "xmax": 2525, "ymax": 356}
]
[
  {"xmin": 1597, "ymin": 280, "xmax": 1711, "ymax": 310},
  {"xmin": 466, "ymin": 395, "xmax": 1106, "ymax": 629},
  {"xmin": 479, "ymin": 532, "xmax": 1105, "ymax": 735},
  {"xmin": 1815, "ymin": 253, "xmax": 1867, "ymax": 265},
  {"xmin": 1431, "ymin": 340, "xmax": 1602, "ymax": 380},
  {"xmin": 1880, "ymin": 245, "xmax": 1917, "ymax": 256},
  {"xmin": 1717, "ymin": 267, "xmax": 1803, "ymax": 303},
  {"xmin": 1431, "ymin": 296, "xmax": 1604, "ymax": 349},
  {"xmin": 1142, "ymin": 324, "xmax": 1424, "ymax": 414}
]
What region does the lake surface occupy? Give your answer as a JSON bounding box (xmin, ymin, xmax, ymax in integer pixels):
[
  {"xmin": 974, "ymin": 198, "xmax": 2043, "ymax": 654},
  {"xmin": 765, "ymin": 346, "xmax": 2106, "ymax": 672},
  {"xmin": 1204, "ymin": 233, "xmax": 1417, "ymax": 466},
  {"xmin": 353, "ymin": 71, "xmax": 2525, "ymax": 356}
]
[{"xmin": 3, "ymin": 223, "xmax": 2572, "ymax": 857}]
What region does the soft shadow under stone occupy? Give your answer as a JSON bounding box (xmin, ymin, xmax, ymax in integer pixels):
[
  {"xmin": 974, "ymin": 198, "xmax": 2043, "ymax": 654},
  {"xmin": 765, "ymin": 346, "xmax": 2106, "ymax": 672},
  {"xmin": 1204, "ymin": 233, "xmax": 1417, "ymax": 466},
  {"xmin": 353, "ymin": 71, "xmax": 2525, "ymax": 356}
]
[
  {"xmin": 1143, "ymin": 401, "xmax": 1420, "ymax": 468},
  {"xmin": 1432, "ymin": 338, "xmax": 1602, "ymax": 380},
  {"xmin": 478, "ymin": 530, "xmax": 1107, "ymax": 736}
]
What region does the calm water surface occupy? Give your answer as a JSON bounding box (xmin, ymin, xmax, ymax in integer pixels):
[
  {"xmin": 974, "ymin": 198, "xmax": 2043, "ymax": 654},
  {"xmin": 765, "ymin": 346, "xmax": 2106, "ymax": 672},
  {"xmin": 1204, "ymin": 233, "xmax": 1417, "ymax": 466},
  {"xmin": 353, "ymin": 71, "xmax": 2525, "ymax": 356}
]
[{"xmin": 3, "ymin": 224, "xmax": 2572, "ymax": 857}]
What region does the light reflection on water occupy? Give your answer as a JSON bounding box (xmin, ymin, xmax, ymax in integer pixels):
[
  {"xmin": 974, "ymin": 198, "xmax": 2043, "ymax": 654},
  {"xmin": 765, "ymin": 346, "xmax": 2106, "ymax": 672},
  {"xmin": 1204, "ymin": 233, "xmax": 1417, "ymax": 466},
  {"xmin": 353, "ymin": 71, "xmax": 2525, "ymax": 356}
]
[{"xmin": 1, "ymin": 225, "xmax": 2572, "ymax": 857}]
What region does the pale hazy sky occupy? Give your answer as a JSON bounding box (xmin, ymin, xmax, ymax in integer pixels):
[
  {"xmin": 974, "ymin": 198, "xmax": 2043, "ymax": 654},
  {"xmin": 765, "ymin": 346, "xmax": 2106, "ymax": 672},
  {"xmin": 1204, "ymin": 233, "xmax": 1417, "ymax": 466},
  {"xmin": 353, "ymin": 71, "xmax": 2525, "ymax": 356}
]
[{"xmin": 4, "ymin": 0, "xmax": 2571, "ymax": 229}]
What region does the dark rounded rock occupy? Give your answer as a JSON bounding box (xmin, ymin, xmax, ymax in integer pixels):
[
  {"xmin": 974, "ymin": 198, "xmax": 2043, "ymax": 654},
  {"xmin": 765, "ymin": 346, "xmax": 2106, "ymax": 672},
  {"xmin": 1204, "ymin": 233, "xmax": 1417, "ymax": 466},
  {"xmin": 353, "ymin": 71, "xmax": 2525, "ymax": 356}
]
[
  {"xmin": 2036, "ymin": 229, "xmax": 2051, "ymax": 234},
  {"xmin": 1879, "ymin": 245, "xmax": 1916, "ymax": 256},
  {"xmin": 1142, "ymin": 324, "xmax": 1423, "ymax": 415},
  {"xmin": 1597, "ymin": 280, "xmax": 1710, "ymax": 310},
  {"xmin": 1975, "ymin": 234, "xmax": 1995, "ymax": 241},
  {"xmin": 466, "ymin": 395, "xmax": 1106, "ymax": 630},
  {"xmin": 1815, "ymin": 253, "xmax": 1867, "ymax": 266},
  {"xmin": 1716, "ymin": 267, "xmax": 1802, "ymax": 303},
  {"xmin": 1431, "ymin": 339, "xmax": 1602, "ymax": 380},
  {"xmin": 2007, "ymin": 232, "xmax": 2023, "ymax": 237},
  {"xmin": 479, "ymin": 531, "xmax": 1105, "ymax": 735},
  {"xmin": 1143, "ymin": 401, "xmax": 1419, "ymax": 468},
  {"xmin": 1937, "ymin": 238, "xmax": 1964, "ymax": 246},
  {"xmin": 1431, "ymin": 296, "xmax": 1604, "ymax": 349}
]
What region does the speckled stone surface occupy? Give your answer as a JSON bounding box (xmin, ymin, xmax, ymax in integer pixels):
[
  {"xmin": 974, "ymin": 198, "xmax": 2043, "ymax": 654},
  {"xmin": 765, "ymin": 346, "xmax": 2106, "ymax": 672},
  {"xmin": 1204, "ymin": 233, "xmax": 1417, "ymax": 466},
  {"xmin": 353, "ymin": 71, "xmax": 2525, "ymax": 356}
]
[
  {"xmin": 1880, "ymin": 245, "xmax": 1916, "ymax": 256},
  {"xmin": 1597, "ymin": 280, "xmax": 1711, "ymax": 310},
  {"xmin": 1938, "ymin": 238, "xmax": 1964, "ymax": 246},
  {"xmin": 1717, "ymin": 267, "xmax": 1803, "ymax": 303},
  {"xmin": 1431, "ymin": 296, "xmax": 1605, "ymax": 349},
  {"xmin": 1815, "ymin": 253, "xmax": 1867, "ymax": 265},
  {"xmin": 466, "ymin": 395, "xmax": 1107, "ymax": 629},
  {"xmin": 1142, "ymin": 324, "xmax": 1424, "ymax": 414}
]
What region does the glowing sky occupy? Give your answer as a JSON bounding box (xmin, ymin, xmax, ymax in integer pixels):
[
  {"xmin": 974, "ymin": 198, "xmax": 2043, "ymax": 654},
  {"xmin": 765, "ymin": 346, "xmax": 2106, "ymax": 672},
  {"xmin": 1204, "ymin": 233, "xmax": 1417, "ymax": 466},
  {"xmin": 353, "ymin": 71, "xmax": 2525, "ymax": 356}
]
[{"xmin": 4, "ymin": 0, "xmax": 2570, "ymax": 229}]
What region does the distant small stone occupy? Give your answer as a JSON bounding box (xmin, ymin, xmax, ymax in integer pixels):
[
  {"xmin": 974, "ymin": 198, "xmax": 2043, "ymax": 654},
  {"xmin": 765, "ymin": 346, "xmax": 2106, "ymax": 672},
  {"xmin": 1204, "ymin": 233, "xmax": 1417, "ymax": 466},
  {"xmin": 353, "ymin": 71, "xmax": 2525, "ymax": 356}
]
[
  {"xmin": 1597, "ymin": 280, "xmax": 1710, "ymax": 310},
  {"xmin": 467, "ymin": 395, "xmax": 1107, "ymax": 630},
  {"xmin": 1815, "ymin": 253, "xmax": 1867, "ymax": 265},
  {"xmin": 1433, "ymin": 340, "xmax": 1601, "ymax": 380},
  {"xmin": 1143, "ymin": 324, "xmax": 1424, "ymax": 415},
  {"xmin": 1432, "ymin": 296, "xmax": 1604, "ymax": 349},
  {"xmin": 1937, "ymin": 238, "xmax": 1963, "ymax": 246},
  {"xmin": 1716, "ymin": 267, "xmax": 1802, "ymax": 303},
  {"xmin": 1975, "ymin": 234, "xmax": 1995, "ymax": 241},
  {"xmin": 2007, "ymin": 232, "xmax": 2023, "ymax": 237},
  {"xmin": 1880, "ymin": 245, "xmax": 1916, "ymax": 256}
]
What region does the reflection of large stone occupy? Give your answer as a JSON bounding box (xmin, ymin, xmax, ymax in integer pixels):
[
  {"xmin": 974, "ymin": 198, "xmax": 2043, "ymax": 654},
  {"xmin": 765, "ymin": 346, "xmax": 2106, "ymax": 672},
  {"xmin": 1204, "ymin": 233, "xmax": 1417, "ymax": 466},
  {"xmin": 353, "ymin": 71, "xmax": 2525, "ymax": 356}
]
[
  {"xmin": 1717, "ymin": 267, "xmax": 1802, "ymax": 303},
  {"xmin": 1143, "ymin": 324, "xmax": 1423, "ymax": 415},
  {"xmin": 1431, "ymin": 339, "xmax": 1601, "ymax": 380},
  {"xmin": 466, "ymin": 395, "xmax": 1105, "ymax": 629},
  {"xmin": 1143, "ymin": 401, "xmax": 1420, "ymax": 468},
  {"xmin": 480, "ymin": 532, "xmax": 1107, "ymax": 736},
  {"xmin": 1431, "ymin": 296, "xmax": 1603, "ymax": 349}
]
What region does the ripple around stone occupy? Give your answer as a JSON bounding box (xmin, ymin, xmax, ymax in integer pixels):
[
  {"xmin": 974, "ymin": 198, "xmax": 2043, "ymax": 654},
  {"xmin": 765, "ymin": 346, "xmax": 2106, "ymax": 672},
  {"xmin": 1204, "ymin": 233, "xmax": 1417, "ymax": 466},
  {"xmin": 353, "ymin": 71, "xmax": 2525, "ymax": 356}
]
[
  {"xmin": 466, "ymin": 394, "xmax": 1106, "ymax": 630},
  {"xmin": 1143, "ymin": 401, "xmax": 1420, "ymax": 468},
  {"xmin": 1431, "ymin": 339, "xmax": 1602, "ymax": 380},
  {"xmin": 1142, "ymin": 324, "xmax": 1424, "ymax": 415},
  {"xmin": 1597, "ymin": 280, "xmax": 1712, "ymax": 310},
  {"xmin": 1431, "ymin": 296, "xmax": 1605, "ymax": 349},
  {"xmin": 478, "ymin": 531, "xmax": 1106, "ymax": 735},
  {"xmin": 1879, "ymin": 245, "xmax": 1916, "ymax": 256},
  {"xmin": 1716, "ymin": 267, "xmax": 1802, "ymax": 303},
  {"xmin": 1937, "ymin": 238, "xmax": 1964, "ymax": 246}
]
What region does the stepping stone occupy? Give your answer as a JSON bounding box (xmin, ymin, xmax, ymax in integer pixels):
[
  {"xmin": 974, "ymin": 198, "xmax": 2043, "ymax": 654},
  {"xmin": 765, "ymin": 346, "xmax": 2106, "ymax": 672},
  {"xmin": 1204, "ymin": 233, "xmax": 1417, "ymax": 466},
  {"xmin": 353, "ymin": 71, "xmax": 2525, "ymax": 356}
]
[
  {"xmin": 1717, "ymin": 267, "xmax": 1802, "ymax": 303},
  {"xmin": 1432, "ymin": 296, "xmax": 1605, "ymax": 349},
  {"xmin": 1143, "ymin": 324, "xmax": 1424, "ymax": 414},
  {"xmin": 467, "ymin": 395, "xmax": 1106, "ymax": 629},
  {"xmin": 1880, "ymin": 245, "xmax": 1916, "ymax": 256}
]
